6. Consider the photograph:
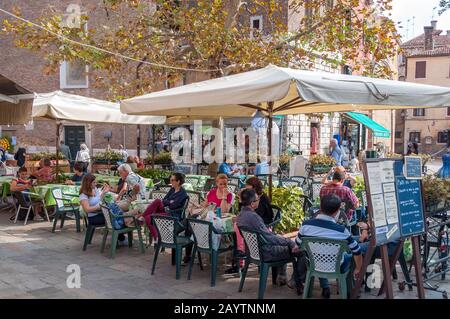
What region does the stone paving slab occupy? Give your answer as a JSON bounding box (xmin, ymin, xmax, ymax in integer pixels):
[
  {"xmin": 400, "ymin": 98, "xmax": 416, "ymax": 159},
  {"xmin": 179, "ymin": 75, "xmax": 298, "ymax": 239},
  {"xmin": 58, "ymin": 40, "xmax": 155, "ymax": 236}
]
[{"xmin": 0, "ymin": 213, "xmax": 448, "ymax": 299}]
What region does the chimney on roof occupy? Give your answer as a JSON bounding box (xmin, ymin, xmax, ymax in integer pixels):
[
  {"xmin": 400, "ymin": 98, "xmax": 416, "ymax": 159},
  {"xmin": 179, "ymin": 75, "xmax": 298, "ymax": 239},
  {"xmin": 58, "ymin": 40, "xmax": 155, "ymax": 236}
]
[
  {"xmin": 424, "ymin": 26, "xmax": 434, "ymax": 51},
  {"xmin": 431, "ymin": 20, "xmax": 437, "ymax": 30},
  {"xmin": 447, "ymin": 30, "xmax": 450, "ymax": 37}
]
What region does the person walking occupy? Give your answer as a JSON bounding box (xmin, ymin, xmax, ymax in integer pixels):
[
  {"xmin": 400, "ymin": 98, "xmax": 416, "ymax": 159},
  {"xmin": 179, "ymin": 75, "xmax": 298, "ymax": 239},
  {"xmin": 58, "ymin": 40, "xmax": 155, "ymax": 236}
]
[
  {"xmin": 329, "ymin": 138, "xmax": 343, "ymax": 166},
  {"xmin": 59, "ymin": 140, "xmax": 72, "ymax": 168},
  {"xmin": 75, "ymin": 143, "xmax": 90, "ymax": 173},
  {"xmin": 14, "ymin": 147, "xmax": 26, "ymax": 168}
]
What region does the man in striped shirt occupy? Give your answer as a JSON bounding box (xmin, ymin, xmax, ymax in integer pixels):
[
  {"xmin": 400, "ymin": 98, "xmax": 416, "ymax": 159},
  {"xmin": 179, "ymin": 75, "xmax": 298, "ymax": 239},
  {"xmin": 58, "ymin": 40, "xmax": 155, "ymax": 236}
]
[{"xmin": 294, "ymin": 194, "xmax": 362, "ymax": 298}]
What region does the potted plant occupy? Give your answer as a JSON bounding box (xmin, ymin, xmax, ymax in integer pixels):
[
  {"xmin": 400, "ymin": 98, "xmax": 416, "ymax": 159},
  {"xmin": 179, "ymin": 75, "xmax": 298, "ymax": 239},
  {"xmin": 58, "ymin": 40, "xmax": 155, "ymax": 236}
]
[
  {"xmin": 147, "ymin": 151, "xmax": 172, "ymax": 170},
  {"xmin": 92, "ymin": 150, "xmax": 122, "ymax": 172},
  {"xmin": 269, "ymin": 186, "xmax": 306, "ymax": 236},
  {"xmin": 422, "ymin": 176, "xmax": 450, "ymax": 214},
  {"xmin": 309, "ymin": 154, "xmax": 336, "ymax": 174},
  {"xmin": 27, "ymin": 152, "xmax": 70, "ymax": 174},
  {"xmin": 135, "ymin": 168, "xmax": 172, "ymax": 185},
  {"xmin": 278, "ymin": 153, "xmax": 292, "ymax": 171}
]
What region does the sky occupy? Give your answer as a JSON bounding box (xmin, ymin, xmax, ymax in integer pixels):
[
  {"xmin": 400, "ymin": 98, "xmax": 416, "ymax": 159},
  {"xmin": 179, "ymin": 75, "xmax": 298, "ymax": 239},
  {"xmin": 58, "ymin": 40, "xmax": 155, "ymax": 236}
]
[{"xmin": 390, "ymin": 0, "xmax": 450, "ymax": 41}]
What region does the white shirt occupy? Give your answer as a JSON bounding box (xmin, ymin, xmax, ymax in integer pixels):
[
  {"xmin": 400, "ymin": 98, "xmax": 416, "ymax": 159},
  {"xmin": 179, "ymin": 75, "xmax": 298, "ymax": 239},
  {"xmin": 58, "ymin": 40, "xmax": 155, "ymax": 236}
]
[{"xmin": 76, "ymin": 150, "xmax": 90, "ymax": 163}]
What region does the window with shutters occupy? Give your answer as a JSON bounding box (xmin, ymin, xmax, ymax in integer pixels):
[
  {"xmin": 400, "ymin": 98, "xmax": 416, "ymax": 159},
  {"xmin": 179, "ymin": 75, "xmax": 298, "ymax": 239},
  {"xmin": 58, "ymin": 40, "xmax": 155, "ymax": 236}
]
[
  {"xmin": 438, "ymin": 131, "xmax": 449, "ymax": 144},
  {"xmin": 415, "ymin": 61, "xmax": 426, "ymax": 79},
  {"xmin": 409, "ymin": 132, "xmax": 421, "ymax": 143},
  {"xmin": 250, "ymin": 16, "xmax": 263, "ymax": 38},
  {"xmin": 413, "ymin": 108, "xmax": 425, "ymax": 116}
]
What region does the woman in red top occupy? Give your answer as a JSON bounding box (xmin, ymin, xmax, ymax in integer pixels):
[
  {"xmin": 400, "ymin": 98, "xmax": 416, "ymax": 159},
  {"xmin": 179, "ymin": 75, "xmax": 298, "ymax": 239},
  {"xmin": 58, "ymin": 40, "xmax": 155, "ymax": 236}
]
[
  {"xmin": 32, "ymin": 158, "xmax": 53, "ymax": 183},
  {"xmin": 193, "ymin": 173, "xmax": 233, "ymax": 214}
]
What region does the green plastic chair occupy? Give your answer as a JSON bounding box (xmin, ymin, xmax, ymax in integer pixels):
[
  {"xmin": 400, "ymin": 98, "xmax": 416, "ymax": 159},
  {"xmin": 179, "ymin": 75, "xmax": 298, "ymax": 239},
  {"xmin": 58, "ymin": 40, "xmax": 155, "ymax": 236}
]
[
  {"xmin": 187, "ymin": 218, "xmax": 234, "ymax": 286},
  {"xmin": 301, "ymin": 237, "xmax": 353, "ymax": 299},
  {"xmin": 51, "ymin": 188, "xmax": 82, "ymax": 233},
  {"xmin": 185, "ymin": 176, "xmax": 200, "ymax": 189},
  {"xmin": 265, "ymin": 205, "xmax": 282, "ymax": 229},
  {"xmin": 237, "ymin": 225, "xmax": 297, "ymax": 299},
  {"xmin": 99, "ymin": 204, "xmax": 145, "ymax": 258},
  {"xmin": 151, "ymin": 214, "xmax": 193, "ymax": 280}
]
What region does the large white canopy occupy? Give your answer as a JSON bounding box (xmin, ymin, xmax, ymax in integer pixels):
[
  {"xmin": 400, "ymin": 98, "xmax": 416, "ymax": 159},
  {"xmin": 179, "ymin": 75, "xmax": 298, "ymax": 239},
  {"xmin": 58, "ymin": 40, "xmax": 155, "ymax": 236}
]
[
  {"xmin": 33, "ymin": 90, "xmax": 166, "ymax": 124},
  {"xmin": 121, "ymin": 64, "xmax": 450, "ymax": 116}
]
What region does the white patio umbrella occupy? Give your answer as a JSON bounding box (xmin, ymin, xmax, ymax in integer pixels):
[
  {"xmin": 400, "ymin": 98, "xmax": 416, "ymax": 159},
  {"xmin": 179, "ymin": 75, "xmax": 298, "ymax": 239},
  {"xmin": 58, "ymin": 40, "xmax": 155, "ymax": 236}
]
[
  {"xmin": 33, "ymin": 90, "xmax": 166, "ymax": 177},
  {"xmin": 120, "ymin": 64, "xmax": 450, "ymax": 197}
]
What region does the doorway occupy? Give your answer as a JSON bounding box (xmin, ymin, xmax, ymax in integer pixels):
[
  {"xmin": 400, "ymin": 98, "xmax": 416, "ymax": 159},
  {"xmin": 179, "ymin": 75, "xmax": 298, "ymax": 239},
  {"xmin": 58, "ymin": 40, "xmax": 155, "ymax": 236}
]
[{"xmin": 64, "ymin": 125, "xmax": 86, "ymax": 160}]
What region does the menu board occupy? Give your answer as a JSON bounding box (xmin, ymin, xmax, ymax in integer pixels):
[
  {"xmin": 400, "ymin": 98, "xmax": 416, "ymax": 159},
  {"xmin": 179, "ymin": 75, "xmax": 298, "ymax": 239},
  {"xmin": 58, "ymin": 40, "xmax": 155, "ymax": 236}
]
[
  {"xmin": 404, "ymin": 156, "xmax": 422, "ymax": 180},
  {"xmin": 364, "ymin": 159, "xmax": 401, "ymax": 245},
  {"xmin": 396, "ymin": 177, "xmax": 425, "ymax": 237}
]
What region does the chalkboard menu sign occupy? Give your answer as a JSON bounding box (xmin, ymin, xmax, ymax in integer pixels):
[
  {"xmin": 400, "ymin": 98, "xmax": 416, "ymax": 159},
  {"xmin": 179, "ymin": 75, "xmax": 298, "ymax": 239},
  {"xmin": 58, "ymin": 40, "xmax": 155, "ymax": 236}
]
[
  {"xmin": 404, "ymin": 156, "xmax": 422, "ymax": 180},
  {"xmin": 396, "ymin": 177, "xmax": 425, "ymax": 237}
]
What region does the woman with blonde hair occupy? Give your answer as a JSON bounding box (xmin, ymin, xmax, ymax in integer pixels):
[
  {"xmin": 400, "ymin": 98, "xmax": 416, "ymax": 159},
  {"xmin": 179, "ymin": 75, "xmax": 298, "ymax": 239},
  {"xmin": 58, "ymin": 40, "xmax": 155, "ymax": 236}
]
[{"xmin": 192, "ymin": 173, "xmax": 233, "ymax": 214}]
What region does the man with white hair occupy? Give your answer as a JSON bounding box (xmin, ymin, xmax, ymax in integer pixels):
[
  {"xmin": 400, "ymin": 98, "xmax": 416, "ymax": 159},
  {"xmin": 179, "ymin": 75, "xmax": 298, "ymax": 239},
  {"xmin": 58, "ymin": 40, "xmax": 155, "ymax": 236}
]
[
  {"xmin": 116, "ymin": 163, "xmax": 146, "ymax": 211},
  {"xmin": 329, "ymin": 138, "xmax": 343, "ymax": 166}
]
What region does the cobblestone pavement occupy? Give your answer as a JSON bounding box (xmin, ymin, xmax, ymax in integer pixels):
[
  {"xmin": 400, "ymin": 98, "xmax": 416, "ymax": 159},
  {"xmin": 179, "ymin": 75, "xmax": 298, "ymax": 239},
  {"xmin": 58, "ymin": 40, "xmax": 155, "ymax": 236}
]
[{"xmin": 0, "ymin": 213, "xmax": 448, "ymax": 299}]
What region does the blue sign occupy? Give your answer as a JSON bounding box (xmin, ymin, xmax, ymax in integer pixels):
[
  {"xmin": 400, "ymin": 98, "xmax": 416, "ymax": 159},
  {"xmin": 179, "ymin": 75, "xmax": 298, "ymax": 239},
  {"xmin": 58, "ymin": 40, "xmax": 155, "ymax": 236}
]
[
  {"xmin": 404, "ymin": 156, "xmax": 422, "ymax": 179},
  {"xmin": 396, "ymin": 177, "xmax": 425, "ymax": 237}
]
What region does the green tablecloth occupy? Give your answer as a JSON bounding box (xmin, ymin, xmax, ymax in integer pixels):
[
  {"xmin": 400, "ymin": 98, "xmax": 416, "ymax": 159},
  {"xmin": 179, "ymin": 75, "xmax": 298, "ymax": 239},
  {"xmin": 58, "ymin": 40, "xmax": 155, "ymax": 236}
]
[
  {"xmin": 0, "ymin": 176, "xmax": 14, "ymax": 196},
  {"xmin": 32, "ymin": 184, "xmax": 80, "ymax": 206}
]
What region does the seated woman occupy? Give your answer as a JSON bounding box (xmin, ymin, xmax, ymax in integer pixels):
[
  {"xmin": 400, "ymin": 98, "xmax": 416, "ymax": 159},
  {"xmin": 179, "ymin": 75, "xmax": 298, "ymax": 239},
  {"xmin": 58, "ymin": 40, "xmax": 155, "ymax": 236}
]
[
  {"xmin": 32, "ymin": 158, "xmax": 53, "ymax": 183},
  {"xmin": 114, "ymin": 177, "xmax": 128, "ymax": 200},
  {"xmin": 135, "ymin": 156, "xmax": 145, "ymax": 169},
  {"xmin": 133, "ymin": 173, "xmax": 188, "ymax": 241},
  {"xmin": 79, "ymin": 174, "xmax": 127, "ymax": 245},
  {"xmin": 65, "ymin": 162, "xmax": 86, "ymax": 185},
  {"xmin": 242, "ymin": 177, "xmax": 273, "ymax": 224},
  {"xmin": 192, "ymin": 173, "xmax": 233, "ymax": 214},
  {"xmin": 321, "ymin": 166, "xmax": 356, "ymax": 189}
]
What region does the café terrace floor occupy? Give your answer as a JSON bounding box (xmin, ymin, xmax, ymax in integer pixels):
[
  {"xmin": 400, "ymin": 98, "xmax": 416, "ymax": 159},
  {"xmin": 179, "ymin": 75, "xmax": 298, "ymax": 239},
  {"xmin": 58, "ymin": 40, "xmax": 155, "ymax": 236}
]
[{"xmin": 0, "ymin": 212, "xmax": 448, "ymax": 299}]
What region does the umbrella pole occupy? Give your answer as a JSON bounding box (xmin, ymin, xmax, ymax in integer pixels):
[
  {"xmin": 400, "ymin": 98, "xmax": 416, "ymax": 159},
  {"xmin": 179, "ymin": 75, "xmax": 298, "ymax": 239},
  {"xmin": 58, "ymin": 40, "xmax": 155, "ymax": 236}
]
[
  {"xmin": 56, "ymin": 122, "xmax": 60, "ymax": 182},
  {"xmin": 267, "ymin": 102, "xmax": 274, "ymax": 200},
  {"xmin": 152, "ymin": 125, "xmax": 155, "ymax": 169}
]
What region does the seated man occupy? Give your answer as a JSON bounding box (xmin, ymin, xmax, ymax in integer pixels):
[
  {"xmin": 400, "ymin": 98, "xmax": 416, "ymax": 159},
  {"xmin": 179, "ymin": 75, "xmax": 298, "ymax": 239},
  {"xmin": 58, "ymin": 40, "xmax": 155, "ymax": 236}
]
[
  {"xmin": 237, "ymin": 189, "xmax": 296, "ymax": 285},
  {"xmin": 319, "ymin": 170, "xmax": 359, "ymax": 220},
  {"xmin": 295, "ymin": 194, "xmax": 362, "ymax": 298},
  {"xmin": 65, "ymin": 162, "xmax": 86, "ymax": 185}
]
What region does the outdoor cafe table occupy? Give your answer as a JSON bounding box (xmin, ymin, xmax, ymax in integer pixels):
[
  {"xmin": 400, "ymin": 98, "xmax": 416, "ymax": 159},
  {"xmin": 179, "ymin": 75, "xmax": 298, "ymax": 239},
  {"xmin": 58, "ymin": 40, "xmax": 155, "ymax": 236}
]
[{"xmin": 32, "ymin": 184, "xmax": 80, "ymax": 207}]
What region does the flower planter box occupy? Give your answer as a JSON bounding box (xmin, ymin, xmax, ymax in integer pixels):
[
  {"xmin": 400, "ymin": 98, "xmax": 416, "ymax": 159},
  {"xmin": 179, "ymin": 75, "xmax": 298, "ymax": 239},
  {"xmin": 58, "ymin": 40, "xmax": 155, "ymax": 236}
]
[
  {"xmin": 312, "ymin": 165, "xmax": 332, "ymax": 174},
  {"xmin": 92, "ymin": 163, "xmax": 117, "ymax": 173}
]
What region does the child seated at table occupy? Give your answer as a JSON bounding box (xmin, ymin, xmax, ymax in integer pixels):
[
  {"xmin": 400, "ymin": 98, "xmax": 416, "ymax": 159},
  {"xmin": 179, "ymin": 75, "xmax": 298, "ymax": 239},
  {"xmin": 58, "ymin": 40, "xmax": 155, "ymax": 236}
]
[
  {"xmin": 65, "ymin": 162, "xmax": 86, "ymax": 185},
  {"xmin": 11, "ymin": 167, "xmax": 43, "ymax": 218}
]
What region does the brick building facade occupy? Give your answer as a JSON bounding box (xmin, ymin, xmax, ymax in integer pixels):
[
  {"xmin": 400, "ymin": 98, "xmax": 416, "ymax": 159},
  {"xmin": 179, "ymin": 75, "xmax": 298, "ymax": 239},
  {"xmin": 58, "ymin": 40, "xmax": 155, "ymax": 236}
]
[{"xmin": 0, "ymin": 0, "xmax": 152, "ymax": 158}]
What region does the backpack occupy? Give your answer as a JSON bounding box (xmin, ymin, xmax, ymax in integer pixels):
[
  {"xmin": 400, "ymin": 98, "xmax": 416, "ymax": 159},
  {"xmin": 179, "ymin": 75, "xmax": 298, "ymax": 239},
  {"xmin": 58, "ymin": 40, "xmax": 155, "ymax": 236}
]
[{"xmin": 107, "ymin": 202, "xmax": 124, "ymax": 230}]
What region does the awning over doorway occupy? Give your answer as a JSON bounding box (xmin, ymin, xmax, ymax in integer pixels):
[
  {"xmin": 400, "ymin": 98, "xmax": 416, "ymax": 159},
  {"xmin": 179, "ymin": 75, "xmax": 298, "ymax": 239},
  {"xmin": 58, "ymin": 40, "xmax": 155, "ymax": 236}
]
[{"xmin": 345, "ymin": 112, "xmax": 391, "ymax": 138}]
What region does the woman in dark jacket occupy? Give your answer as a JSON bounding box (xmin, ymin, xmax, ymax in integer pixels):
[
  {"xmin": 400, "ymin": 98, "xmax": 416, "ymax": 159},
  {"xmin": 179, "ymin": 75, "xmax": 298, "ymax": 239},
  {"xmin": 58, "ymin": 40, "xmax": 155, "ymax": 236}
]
[
  {"xmin": 241, "ymin": 176, "xmax": 273, "ymax": 224},
  {"xmin": 14, "ymin": 147, "xmax": 26, "ymax": 167}
]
